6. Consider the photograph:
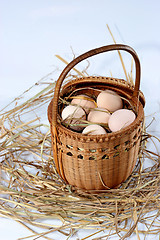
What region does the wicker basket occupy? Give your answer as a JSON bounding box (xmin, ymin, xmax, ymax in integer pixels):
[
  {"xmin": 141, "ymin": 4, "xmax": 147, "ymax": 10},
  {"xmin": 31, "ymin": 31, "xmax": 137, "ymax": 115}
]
[{"xmin": 48, "ymin": 44, "xmax": 145, "ymax": 191}]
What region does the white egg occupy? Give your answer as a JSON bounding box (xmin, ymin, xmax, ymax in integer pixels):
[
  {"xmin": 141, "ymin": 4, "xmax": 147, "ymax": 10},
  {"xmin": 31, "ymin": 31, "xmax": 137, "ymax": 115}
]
[
  {"xmin": 97, "ymin": 90, "xmax": 123, "ymax": 112},
  {"xmin": 87, "ymin": 108, "xmax": 111, "ymax": 125},
  {"xmin": 82, "ymin": 124, "xmax": 107, "ymax": 135},
  {"xmin": 108, "ymin": 109, "xmax": 136, "ymax": 132},
  {"xmin": 61, "ymin": 105, "xmax": 86, "ymax": 131},
  {"xmin": 71, "ymin": 94, "xmax": 96, "ymax": 113}
]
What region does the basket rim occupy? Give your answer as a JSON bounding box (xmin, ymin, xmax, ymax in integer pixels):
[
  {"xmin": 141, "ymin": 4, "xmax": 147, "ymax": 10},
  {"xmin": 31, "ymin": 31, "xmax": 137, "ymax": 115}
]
[{"xmin": 61, "ymin": 76, "xmax": 145, "ymax": 107}]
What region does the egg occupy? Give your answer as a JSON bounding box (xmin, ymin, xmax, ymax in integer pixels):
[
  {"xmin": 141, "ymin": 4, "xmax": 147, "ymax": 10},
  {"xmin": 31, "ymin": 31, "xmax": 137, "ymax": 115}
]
[
  {"xmin": 96, "ymin": 90, "xmax": 123, "ymax": 112},
  {"xmin": 108, "ymin": 109, "xmax": 136, "ymax": 132},
  {"xmin": 87, "ymin": 107, "xmax": 111, "ymax": 125},
  {"xmin": 82, "ymin": 124, "xmax": 107, "ymax": 135},
  {"xmin": 61, "ymin": 105, "xmax": 86, "ymax": 131},
  {"xmin": 71, "ymin": 94, "xmax": 96, "ymax": 114}
]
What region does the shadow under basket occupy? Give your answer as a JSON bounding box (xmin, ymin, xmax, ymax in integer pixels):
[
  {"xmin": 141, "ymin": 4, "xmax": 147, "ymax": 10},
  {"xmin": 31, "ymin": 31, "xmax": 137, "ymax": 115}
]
[{"xmin": 48, "ymin": 44, "xmax": 145, "ymax": 191}]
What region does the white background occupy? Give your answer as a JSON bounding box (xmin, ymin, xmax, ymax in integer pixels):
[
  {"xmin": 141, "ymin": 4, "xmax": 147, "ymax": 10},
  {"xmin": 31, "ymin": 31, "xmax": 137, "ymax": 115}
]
[{"xmin": 1, "ymin": 0, "xmax": 160, "ymax": 239}]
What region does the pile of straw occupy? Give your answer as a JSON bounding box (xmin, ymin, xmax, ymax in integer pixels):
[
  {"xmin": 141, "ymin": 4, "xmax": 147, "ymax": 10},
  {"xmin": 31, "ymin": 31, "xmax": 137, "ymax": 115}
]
[{"xmin": 0, "ymin": 43, "xmax": 160, "ymax": 239}]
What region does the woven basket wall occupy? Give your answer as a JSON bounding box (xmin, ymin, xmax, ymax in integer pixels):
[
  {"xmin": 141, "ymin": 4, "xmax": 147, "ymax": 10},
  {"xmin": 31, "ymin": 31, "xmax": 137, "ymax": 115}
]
[{"xmin": 48, "ymin": 44, "xmax": 145, "ymax": 191}]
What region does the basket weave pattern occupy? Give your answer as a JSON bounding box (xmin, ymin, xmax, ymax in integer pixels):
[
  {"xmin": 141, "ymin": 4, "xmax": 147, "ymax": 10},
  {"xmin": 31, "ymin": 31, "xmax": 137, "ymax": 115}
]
[{"xmin": 48, "ymin": 45, "xmax": 145, "ymax": 190}]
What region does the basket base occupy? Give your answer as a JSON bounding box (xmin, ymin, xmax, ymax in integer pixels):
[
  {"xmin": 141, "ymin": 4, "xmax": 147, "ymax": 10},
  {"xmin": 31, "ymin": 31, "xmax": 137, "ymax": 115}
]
[{"xmin": 71, "ymin": 183, "xmax": 122, "ymax": 194}]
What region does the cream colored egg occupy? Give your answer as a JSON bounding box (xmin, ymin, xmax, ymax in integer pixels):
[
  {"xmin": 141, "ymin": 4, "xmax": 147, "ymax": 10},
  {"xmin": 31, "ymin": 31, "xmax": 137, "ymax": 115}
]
[
  {"xmin": 61, "ymin": 105, "xmax": 86, "ymax": 131},
  {"xmin": 82, "ymin": 124, "xmax": 107, "ymax": 135},
  {"xmin": 71, "ymin": 94, "xmax": 96, "ymax": 114},
  {"xmin": 108, "ymin": 109, "xmax": 136, "ymax": 132},
  {"xmin": 96, "ymin": 90, "xmax": 123, "ymax": 112},
  {"xmin": 87, "ymin": 108, "xmax": 111, "ymax": 125}
]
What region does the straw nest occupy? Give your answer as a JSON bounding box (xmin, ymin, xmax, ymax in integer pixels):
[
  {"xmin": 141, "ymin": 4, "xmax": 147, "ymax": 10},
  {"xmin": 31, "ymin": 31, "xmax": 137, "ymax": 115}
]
[{"xmin": 0, "ymin": 46, "xmax": 160, "ymax": 239}]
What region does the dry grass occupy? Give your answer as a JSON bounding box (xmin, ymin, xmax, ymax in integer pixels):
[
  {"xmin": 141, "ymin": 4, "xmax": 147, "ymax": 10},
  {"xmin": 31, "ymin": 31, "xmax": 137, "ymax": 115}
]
[{"xmin": 0, "ymin": 39, "xmax": 160, "ymax": 239}]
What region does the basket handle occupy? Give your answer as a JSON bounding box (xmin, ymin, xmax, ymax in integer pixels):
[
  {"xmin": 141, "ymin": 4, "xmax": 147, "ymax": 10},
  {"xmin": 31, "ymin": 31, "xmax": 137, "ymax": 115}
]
[{"xmin": 52, "ymin": 44, "xmax": 141, "ymax": 125}]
